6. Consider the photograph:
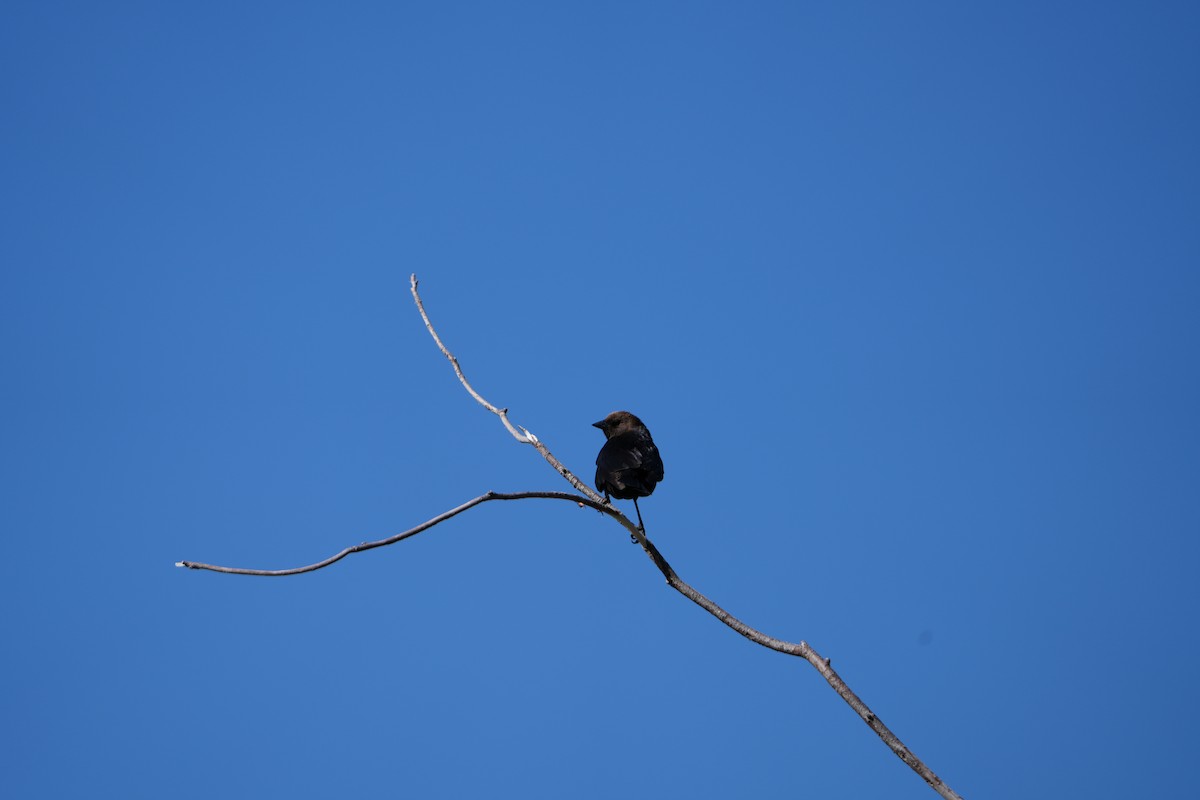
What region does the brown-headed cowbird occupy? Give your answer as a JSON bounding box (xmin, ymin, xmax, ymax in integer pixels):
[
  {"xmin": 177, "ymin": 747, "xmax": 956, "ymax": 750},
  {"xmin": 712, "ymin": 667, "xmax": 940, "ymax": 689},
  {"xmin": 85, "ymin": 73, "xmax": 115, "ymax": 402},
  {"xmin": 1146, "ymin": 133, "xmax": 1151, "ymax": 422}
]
[{"xmin": 593, "ymin": 411, "xmax": 664, "ymax": 537}]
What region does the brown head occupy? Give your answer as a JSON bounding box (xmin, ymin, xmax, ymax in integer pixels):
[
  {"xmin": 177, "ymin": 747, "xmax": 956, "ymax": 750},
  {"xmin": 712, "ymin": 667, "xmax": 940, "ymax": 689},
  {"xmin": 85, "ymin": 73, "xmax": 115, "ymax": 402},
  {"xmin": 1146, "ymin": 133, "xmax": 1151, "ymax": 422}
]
[{"xmin": 592, "ymin": 410, "xmax": 647, "ymax": 440}]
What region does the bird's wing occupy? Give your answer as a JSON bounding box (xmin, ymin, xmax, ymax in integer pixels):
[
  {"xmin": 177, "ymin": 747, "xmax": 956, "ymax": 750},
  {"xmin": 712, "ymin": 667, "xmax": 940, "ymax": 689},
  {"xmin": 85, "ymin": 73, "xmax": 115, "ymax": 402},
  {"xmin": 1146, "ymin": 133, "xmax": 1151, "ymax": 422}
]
[{"xmin": 596, "ymin": 433, "xmax": 664, "ymax": 479}]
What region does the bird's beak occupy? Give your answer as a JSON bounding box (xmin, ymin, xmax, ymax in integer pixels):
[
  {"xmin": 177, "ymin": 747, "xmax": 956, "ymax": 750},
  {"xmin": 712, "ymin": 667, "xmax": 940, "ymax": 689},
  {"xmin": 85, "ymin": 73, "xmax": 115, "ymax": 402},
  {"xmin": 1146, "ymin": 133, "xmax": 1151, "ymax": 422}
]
[{"xmin": 592, "ymin": 420, "xmax": 605, "ymax": 429}]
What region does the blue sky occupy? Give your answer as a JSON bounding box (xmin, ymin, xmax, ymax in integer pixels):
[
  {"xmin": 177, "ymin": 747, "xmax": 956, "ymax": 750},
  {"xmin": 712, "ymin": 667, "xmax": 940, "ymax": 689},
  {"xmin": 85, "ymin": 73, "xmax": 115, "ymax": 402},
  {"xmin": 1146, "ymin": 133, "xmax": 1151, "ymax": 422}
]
[{"xmin": 2, "ymin": 3, "xmax": 1198, "ymax": 798}]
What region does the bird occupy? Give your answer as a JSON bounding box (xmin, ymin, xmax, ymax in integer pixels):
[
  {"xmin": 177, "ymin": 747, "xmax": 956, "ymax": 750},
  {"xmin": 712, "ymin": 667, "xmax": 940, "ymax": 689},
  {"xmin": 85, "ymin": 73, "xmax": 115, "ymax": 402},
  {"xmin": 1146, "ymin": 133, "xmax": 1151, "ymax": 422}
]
[{"xmin": 592, "ymin": 411, "xmax": 664, "ymax": 539}]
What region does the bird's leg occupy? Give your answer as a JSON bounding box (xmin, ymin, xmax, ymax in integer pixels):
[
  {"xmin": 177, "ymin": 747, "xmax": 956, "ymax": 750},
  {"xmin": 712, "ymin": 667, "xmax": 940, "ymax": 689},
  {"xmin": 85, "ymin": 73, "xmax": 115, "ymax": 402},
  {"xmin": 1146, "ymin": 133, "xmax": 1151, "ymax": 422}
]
[{"xmin": 631, "ymin": 497, "xmax": 646, "ymax": 543}]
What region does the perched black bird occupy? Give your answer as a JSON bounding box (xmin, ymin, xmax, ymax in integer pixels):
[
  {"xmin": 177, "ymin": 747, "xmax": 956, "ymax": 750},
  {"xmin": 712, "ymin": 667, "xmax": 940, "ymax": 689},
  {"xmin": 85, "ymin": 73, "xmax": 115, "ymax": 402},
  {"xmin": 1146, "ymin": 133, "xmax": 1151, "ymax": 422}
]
[{"xmin": 593, "ymin": 411, "xmax": 664, "ymax": 537}]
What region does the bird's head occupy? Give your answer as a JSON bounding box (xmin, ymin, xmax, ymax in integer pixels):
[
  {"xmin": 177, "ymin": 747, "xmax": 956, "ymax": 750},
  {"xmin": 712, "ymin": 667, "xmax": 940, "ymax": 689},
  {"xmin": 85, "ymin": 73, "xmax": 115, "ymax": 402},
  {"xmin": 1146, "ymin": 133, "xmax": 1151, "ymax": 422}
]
[{"xmin": 593, "ymin": 410, "xmax": 644, "ymax": 439}]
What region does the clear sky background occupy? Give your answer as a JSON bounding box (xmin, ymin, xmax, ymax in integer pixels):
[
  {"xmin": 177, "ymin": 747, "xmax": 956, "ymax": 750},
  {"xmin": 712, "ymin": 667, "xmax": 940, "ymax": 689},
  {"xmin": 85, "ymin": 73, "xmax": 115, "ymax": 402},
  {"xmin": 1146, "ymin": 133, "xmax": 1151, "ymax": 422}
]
[{"xmin": 2, "ymin": 3, "xmax": 1198, "ymax": 798}]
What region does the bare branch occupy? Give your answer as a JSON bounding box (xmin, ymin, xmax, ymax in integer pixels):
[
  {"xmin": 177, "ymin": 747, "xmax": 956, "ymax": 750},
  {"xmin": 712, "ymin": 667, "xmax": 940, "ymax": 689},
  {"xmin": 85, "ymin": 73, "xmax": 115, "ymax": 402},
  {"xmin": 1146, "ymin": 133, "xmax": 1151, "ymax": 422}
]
[
  {"xmin": 178, "ymin": 490, "xmax": 959, "ymax": 798},
  {"xmin": 409, "ymin": 274, "xmax": 607, "ymax": 507},
  {"xmin": 176, "ymin": 491, "xmax": 634, "ymax": 576},
  {"xmin": 409, "ymin": 274, "xmax": 536, "ymax": 446},
  {"xmin": 177, "ymin": 276, "xmax": 964, "ymax": 800}
]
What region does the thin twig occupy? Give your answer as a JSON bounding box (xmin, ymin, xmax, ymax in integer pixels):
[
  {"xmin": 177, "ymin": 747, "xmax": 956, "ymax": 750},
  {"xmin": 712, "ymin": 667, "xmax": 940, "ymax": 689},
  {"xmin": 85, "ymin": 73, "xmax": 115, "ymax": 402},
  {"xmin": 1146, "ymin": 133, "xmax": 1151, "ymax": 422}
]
[
  {"xmin": 410, "ymin": 274, "xmax": 534, "ymax": 446},
  {"xmin": 409, "ymin": 274, "xmax": 637, "ymax": 533},
  {"xmin": 176, "ymin": 491, "xmax": 635, "ymax": 576}
]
